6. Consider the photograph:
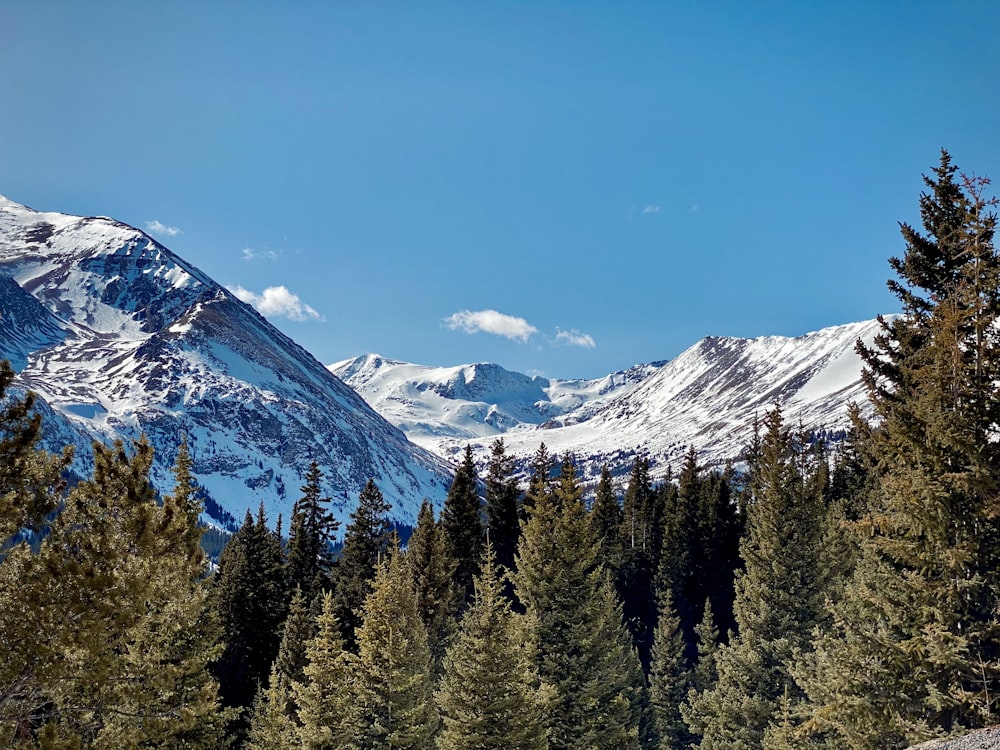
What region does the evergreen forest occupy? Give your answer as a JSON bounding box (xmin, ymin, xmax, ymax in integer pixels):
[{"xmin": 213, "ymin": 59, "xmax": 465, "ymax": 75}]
[{"xmin": 1, "ymin": 150, "xmax": 999, "ymax": 749}]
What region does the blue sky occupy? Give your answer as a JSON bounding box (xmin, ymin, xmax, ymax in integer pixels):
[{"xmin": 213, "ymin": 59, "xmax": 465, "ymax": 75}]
[{"xmin": 2, "ymin": 2, "xmax": 998, "ymax": 379}]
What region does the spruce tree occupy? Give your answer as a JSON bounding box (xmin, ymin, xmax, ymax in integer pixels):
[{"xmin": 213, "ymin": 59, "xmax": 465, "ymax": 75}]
[
  {"xmin": 354, "ymin": 548, "xmax": 438, "ymax": 749},
  {"xmin": 286, "ymin": 459, "xmax": 339, "ymax": 604},
  {"xmin": 294, "ymin": 592, "xmax": 360, "ymax": 749},
  {"xmin": 331, "ymin": 478, "xmax": 393, "ymax": 650},
  {"xmin": 405, "ymin": 499, "xmax": 460, "ymax": 668},
  {"xmin": 0, "ymin": 360, "xmax": 71, "ymax": 540},
  {"xmin": 440, "ymin": 445, "xmax": 483, "ymax": 604},
  {"xmin": 435, "ymin": 543, "xmax": 546, "ymax": 750},
  {"xmin": 685, "ymin": 408, "xmax": 827, "ymax": 750},
  {"xmin": 213, "ymin": 504, "xmax": 288, "ymax": 743},
  {"xmin": 1, "ymin": 439, "xmax": 227, "ymax": 747},
  {"xmin": 649, "ymin": 593, "xmax": 694, "ymax": 749},
  {"xmin": 590, "ymin": 463, "xmax": 623, "ymax": 571},
  {"xmin": 522, "ymin": 442, "xmax": 554, "ymax": 516},
  {"xmin": 515, "ymin": 454, "xmax": 647, "ymax": 749},
  {"xmin": 484, "ymin": 437, "xmax": 521, "ymax": 576},
  {"xmin": 619, "ymin": 454, "xmax": 666, "ymax": 671},
  {"xmin": 794, "ymin": 153, "xmax": 1000, "ymax": 748}
]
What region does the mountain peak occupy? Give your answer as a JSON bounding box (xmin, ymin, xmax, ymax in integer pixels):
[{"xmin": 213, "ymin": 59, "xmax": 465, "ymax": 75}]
[{"xmin": 0, "ymin": 197, "xmax": 453, "ymax": 530}]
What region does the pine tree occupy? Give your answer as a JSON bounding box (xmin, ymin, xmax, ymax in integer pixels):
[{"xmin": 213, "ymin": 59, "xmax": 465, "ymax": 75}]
[
  {"xmin": 590, "ymin": 463, "xmax": 623, "ymax": 570},
  {"xmin": 332, "ymin": 478, "xmax": 393, "ymax": 650},
  {"xmin": 0, "ymin": 360, "xmax": 72, "ymax": 540},
  {"xmin": 440, "ymin": 445, "xmax": 483, "ymax": 604},
  {"xmin": 484, "ymin": 437, "xmax": 521, "ymax": 577},
  {"xmin": 794, "ymin": 153, "xmax": 1000, "ymax": 748},
  {"xmin": 247, "ymin": 668, "xmax": 298, "ymax": 750},
  {"xmin": 1, "ymin": 439, "xmax": 227, "ymax": 747},
  {"xmin": 354, "ymin": 548, "xmax": 438, "ymax": 749},
  {"xmin": 649, "ymin": 593, "xmax": 694, "ymax": 749},
  {"xmin": 213, "ymin": 504, "xmax": 288, "ymax": 743},
  {"xmin": 515, "ymin": 454, "xmax": 647, "ymax": 749},
  {"xmin": 619, "ymin": 453, "xmax": 666, "ymax": 671},
  {"xmin": 685, "ymin": 408, "xmax": 827, "ymax": 750},
  {"xmin": 405, "ymin": 499, "xmax": 460, "ymax": 668},
  {"xmin": 522, "ymin": 442, "xmax": 554, "ymax": 516},
  {"xmin": 435, "ymin": 543, "xmax": 546, "ymax": 750},
  {"xmin": 294, "ymin": 592, "xmax": 359, "ymax": 749},
  {"xmin": 286, "ymin": 459, "xmax": 339, "ymax": 604}
]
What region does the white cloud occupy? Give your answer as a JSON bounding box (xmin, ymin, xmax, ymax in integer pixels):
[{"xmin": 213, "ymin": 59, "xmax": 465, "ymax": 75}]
[
  {"xmin": 642, "ymin": 205, "xmax": 661, "ymax": 215},
  {"xmin": 555, "ymin": 328, "xmax": 597, "ymax": 349},
  {"xmin": 242, "ymin": 247, "xmax": 281, "ymax": 262},
  {"xmin": 227, "ymin": 284, "xmax": 322, "ymax": 322},
  {"xmin": 145, "ymin": 219, "xmax": 182, "ymax": 236},
  {"xmin": 444, "ymin": 309, "xmax": 538, "ymax": 343}
]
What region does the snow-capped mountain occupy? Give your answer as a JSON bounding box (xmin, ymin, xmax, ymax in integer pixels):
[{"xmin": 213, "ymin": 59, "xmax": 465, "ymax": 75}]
[
  {"xmin": 0, "ymin": 196, "xmax": 452, "ymax": 529},
  {"xmin": 331, "ymin": 320, "xmax": 882, "ymax": 481},
  {"xmin": 328, "ymin": 355, "xmax": 665, "ymax": 458}
]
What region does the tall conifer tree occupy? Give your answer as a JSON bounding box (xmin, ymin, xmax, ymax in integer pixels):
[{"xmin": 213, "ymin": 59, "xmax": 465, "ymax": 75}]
[
  {"xmin": 354, "ymin": 549, "xmax": 438, "ymax": 749},
  {"xmin": 332, "ymin": 478, "xmax": 393, "ymax": 650},
  {"xmin": 516, "ymin": 454, "xmax": 647, "ymax": 749},
  {"xmin": 440, "ymin": 445, "xmax": 483, "ymax": 603},
  {"xmin": 685, "ymin": 408, "xmax": 827, "ymax": 750},
  {"xmin": 794, "ymin": 153, "xmax": 1000, "ymax": 748},
  {"xmin": 286, "ymin": 460, "xmax": 339, "ymax": 604},
  {"xmin": 435, "ymin": 543, "xmax": 546, "ymax": 750},
  {"xmin": 484, "ymin": 437, "xmax": 521, "ymax": 576}
]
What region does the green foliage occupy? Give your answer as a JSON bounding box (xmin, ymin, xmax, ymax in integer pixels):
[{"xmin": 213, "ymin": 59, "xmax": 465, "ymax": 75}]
[
  {"xmin": 213, "ymin": 504, "xmax": 288, "ymax": 742},
  {"xmin": 649, "ymin": 593, "xmax": 694, "ymax": 749},
  {"xmin": 484, "ymin": 437, "xmax": 521, "ymax": 577},
  {"xmin": 286, "ymin": 459, "xmax": 339, "ymax": 604},
  {"xmin": 331, "ymin": 477, "xmax": 393, "ymax": 650},
  {"xmin": 1, "ymin": 437, "xmax": 227, "ymax": 747},
  {"xmin": 405, "ymin": 499, "xmax": 460, "ymax": 668},
  {"xmin": 353, "ymin": 548, "xmax": 438, "ymax": 749},
  {"xmin": 440, "ymin": 445, "xmax": 483, "ymax": 604},
  {"xmin": 435, "ymin": 543, "xmax": 546, "ymax": 750},
  {"xmin": 516, "ymin": 453, "xmax": 647, "ymax": 749},
  {"xmin": 294, "ymin": 592, "xmax": 359, "ymax": 749},
  {"xmin": 795, "ymin": 152, "xmax": 1000, "ymax": 749},
  {"xmin": 686, "ymin": 408, "xmax": 827, "ymax": 750}
]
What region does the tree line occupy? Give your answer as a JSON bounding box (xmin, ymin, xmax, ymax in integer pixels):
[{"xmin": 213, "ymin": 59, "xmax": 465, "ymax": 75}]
[{"xmin": 1, "ymin": 149, "xmax": 999, "ymax": 749}]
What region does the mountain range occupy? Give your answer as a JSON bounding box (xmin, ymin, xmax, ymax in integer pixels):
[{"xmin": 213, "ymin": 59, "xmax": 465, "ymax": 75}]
[
  {"xmin": 0, "ymin": 194, "xmax": 883, "ymax": 528},
  {"xmin": 330, "ymin": 318, "xmax": 881, "ymax": 483}
]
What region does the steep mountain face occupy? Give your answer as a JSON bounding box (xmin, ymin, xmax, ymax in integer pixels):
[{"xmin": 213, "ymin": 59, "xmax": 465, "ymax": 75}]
[
  {"xmin": 331, "ymin": 320, "xmax": 882, "ymax": 481},
  {"xmin": 0, "ymin": 196, "xmax": 452, "ymax": 529}
]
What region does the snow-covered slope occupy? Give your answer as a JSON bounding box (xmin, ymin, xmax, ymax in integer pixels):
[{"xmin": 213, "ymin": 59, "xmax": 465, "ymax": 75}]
[
  {"xmin": 328, "ymin": 355, "xmax": 664, "ymax": 460},
  {"xmin": 331, "ymin": 320, "xmax": 881, "ymax": 481},
  {"xmin": 0, "ymin": 196, "xmax": 452, "ymax": 529}
]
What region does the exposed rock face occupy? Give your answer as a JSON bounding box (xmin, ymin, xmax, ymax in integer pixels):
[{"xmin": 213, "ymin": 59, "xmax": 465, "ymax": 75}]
[{"xmin": 0, "ymin": 196, "xmax": 452, "ymax": 530}]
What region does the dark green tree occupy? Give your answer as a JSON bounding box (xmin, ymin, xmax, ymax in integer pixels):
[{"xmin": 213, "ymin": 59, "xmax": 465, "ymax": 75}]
[
  {"xmin": 405, "ymin": 499, "xmax": 460, "ymax": 668},
  {"xmin": 440, "ymin": 445, "xmax": 483, "ymax": 604},
  {"xmin": 213, "ymin": 504, "xmax": 288, "ymax": 743},
  {"xmin": 286, "ymin": 459, "xmax": 339, "ymax": 604},
  {"xmin": 515, "ymin": 454, "xmax": 647, "ymax": 749},
  {"xmin": 331, "ymin": 478, "xmax": 393, "ymax": 650},
  {"xmin": 649, "ymin": 593, "xmax": 694, "ymax": 749},
  {"xmin": 484, "ymin": 437, "xmax": 521, "ymax": 577},
  {"xmin": 794, "ymin": 153, "xmax": 1000, "ymax": 748},
  {"xmin": 435, "ymin": 542, "xmax": 546, "ymax": 750},
  {"xmin": 685, "ymin": 408, "xmax": 827, "ymax": 750},
  {"xmin": 590, "ymin": 463, "xmax": 623, "ymax": 570}
]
